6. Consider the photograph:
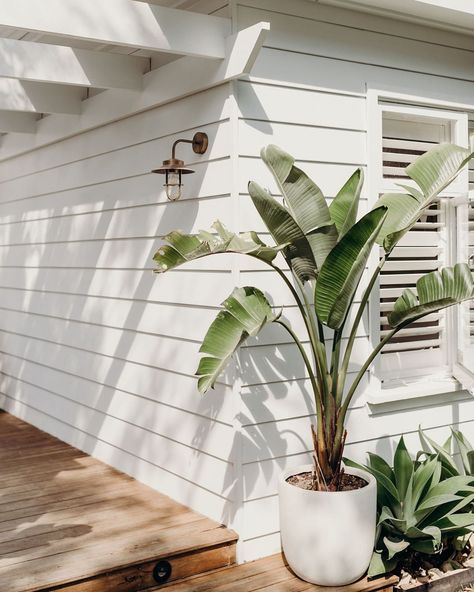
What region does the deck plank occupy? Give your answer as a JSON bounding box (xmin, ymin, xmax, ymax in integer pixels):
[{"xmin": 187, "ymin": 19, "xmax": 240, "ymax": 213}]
[
  {"xmin": 0, "ymin": 412, "xmax": 237, "ymax": 592},
  {"xmin": 160, "ymin": 554, "xmax": 399, "ymax": 592}
]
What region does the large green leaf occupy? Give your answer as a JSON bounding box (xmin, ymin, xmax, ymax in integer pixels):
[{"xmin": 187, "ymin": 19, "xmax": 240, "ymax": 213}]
[
  {"xmin": 376, "ymin": 137, "xmax": 474, "ymax": 253},
  {"xmin": 407, "ymin": 141, "xmax": 474, "ymax": 197},
  {"xmin": 329, "ymin": 168, "xmax": 364, "ymax": 238},
  {"xmin": 345, "ymin": 458, "xmax": 400, "ymax": 506},
  {"xmin": 260, "ymin": 145, "xmax": 338, "ymax": 269},
  {"xmin": 368, "ymin": 551, "xmax": 397, "ymax": 578},
  {"xmin": 368, "ymin": 453, "xmax": 395, "ymax": 484},
  {"xmin": 154, "ymin": 221, "xmax": 283, "ymax": 273},
  {"xmin": 248, "ymin": 181, "xmax": 317, "ymax": 283},
  {"xmin": 443, "ymin": 493, "xmax": 474, "ymax": 518},
  {"xmin": 433, "ymin": 513, "xmax": 474, "ymax": 533},
  {"xmin": 410, "ymin": 539, "xmax": 441, "ymax": 554},
  {"xmin": 412, "ymin": 457, "xmax": 439, "ymax": 508},
  {"xmin": 419, "ymin": 427, "xmax": 460, "ymax": 477},
  {"xmin": 388, "ymin": 263, "xmax": 474, "ymax": 328},
  {"xmin": 414, "ymin": 494, "xmax": 462, "ymax": 524},
  {"xmin": 424, "ymin": 475, "xmax": 474, "ymax": 499},
  {"xmin": 383, "ymin": 537, "xmax": 410, "ymax": 560},
  {"xmin": 378, "ymin": 506, "xmax": 407, "ymax": 531},
  {"xmin": 315, "ymin": 207, "xmax": 387, "ymax": 329},
  {"xmin": 394, "ymin": 436, "xmax": 413, "ymax": 500},
  {"xmin": 452, "ymin": 429, "xmax": 474, "ymax": 475},
  {"xmin": 196, "ymin": 287, "xmax": 278, "ymax": 393},
  {"xmin": 408, "ymin": 526, "xmax": 442, "ymax": 554}
]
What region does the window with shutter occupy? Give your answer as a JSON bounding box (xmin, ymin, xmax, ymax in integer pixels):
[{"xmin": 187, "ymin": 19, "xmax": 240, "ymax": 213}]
[
  {"xmin": 367, "ymin": 97, "xmax": 471, "ymax": 401},
  {"xmin": 379, "ymin": 109, "xmax": 452, "ymax": 382}
]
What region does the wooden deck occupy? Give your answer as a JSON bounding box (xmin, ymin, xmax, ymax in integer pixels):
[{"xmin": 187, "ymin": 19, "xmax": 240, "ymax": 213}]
[
  {"xmin": 0, "ymin": 412, "xmax": 237, "ymax": 592},
  {"xmin": 0, "ymin": 411, "xmax": 399, "ymax": 592},
  {"xmin": 161, "ymin": 554, "xmax": 399, "ymax": 592}
]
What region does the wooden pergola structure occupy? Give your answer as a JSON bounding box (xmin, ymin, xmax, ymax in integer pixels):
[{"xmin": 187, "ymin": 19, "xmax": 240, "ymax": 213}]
[{"xmin": 0, "ymin": 0, "xmax": 268, "ymax": 157}]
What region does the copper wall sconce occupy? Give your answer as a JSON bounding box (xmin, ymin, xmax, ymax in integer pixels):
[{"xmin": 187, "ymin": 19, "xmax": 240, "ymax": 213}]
[{"xmin": 152, "ymin": 132, "xmax": 208, "ymax": 201}]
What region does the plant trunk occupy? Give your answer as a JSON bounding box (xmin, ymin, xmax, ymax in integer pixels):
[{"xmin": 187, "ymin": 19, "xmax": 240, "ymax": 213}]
[{"xmin": 312, "ymin": 420, "xmax": 347, "ymax": 491}]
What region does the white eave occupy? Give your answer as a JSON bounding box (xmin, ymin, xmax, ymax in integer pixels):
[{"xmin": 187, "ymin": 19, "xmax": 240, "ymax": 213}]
[
  {"xmin": 318, "ymin": 0, "xmax": 474, "ymax": 36},
  {"xmin": 0, "ymin": 0, "xmax": 269, "ymax": 159}
]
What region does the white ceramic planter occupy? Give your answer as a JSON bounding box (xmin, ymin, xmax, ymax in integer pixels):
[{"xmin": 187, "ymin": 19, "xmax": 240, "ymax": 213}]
[{"xmin": 279, "ymin": 464, "xmax": 377, "ymax": 586}]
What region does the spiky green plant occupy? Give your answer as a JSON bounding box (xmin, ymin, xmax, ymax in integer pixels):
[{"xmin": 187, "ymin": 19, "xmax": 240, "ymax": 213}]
[
  {"xmin": 419, "ymin": 427, "xmax": 474, "ymax": 478},
  {"xmin": 346, "ymin": 437, "xmax": 474, "ymax": 577},
  {"xmin": 154, "ymin": 140, "xmax": 474, "ymax": 491}
]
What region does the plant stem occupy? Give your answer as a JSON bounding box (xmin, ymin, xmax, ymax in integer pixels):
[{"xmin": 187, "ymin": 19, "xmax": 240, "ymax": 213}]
[
  {"xmin": 270, "ymin": 265, "xmax": 316, "ymax": 350},
  {"xmin": 336, "ymin": 256, "xmax": 386, "ymax": 405},
  {"xmin": 292, "ymin": 277, "xmax": 330, "ymax": 460},
  {"xmin": 330, "ymin": 329, "xmax": 342, "ymax": 397},
  {"xmin": 334, "ymin": 327, "xmax": 398, "ymax": 449},
  {"xmin": 296, "ymin": 277, "xmax": 323, "ymax": 357},
  {"xmin": 275, "ymin": 319, "xmax": 321, "ymax": 407},
  {"xmin": 270, "ymin": 267, "xmax": 326, "ymax": 449},
  {"xmin": 298, "ymin": 281, "xmax": 333, "ymax": 439}
]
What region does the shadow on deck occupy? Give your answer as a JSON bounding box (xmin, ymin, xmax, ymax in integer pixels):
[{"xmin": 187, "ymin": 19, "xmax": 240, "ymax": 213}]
[{"xmin": 0, "ymin": 412, "xmax": 237, "ymax": 592}]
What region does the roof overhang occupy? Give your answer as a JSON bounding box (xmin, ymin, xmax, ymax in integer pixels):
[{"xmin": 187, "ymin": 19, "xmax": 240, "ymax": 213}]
[
  {"xmin": 0, "ymin": 1, "xmax": 269, "ymax": 158},
  {"xmin": 318, "ymin": 0, "xmax": 474, "ymax": 36}
]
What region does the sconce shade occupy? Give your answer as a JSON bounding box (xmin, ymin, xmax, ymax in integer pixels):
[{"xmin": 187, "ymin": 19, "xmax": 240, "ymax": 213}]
[
  {"xmin": 152, "ymin": 158, "xmax": 194, "ymax": 201},
  {"xmin": 151, "ymin": 132, "xmax": 208, "ymax": 201}
]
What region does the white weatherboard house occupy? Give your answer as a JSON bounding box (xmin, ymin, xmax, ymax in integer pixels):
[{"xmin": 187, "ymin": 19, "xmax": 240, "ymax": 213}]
[{"xmin": 0, "ymin": 0, "xmax": 473, "ymax": 563}]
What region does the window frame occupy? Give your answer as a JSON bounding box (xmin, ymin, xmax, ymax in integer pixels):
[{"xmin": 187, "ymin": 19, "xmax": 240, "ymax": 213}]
[
  {"xmin": 366, "ymin": 89, "xmax": 472, "ymax": 405},
  {"xmin": 452, "ymin": 190, "xmax": 474, "ymax": 394}
]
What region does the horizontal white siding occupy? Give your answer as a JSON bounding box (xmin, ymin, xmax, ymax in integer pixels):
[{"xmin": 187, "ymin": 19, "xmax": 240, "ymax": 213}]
[
  {"xmin": 1, "ymin": 0, "xmax": 474, "ymax": 565},
  {"xmin": 0, "ymin": 83, "xmax": 238, "ymax": 523},
  {"xmin": 235, "ymin": 0, "xmax": 474, "ymax": 561}
]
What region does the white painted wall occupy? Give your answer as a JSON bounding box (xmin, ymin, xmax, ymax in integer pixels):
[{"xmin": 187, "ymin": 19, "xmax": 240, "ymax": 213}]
[
  {"xmin": 1, "ymin": 0, "xmax": 474, "ymax": 564},
  {"xmin": 0, "ymin": 82, "xmax": 240, "ymax": 526}
]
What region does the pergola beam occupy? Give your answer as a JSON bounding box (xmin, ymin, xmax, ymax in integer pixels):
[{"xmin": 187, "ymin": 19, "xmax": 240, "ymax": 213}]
[
  {"xmin": 0, "ymin": 112, "xmax": 37, "ymax": 134},
  {"xmin": 0, "ymin": 79, "xmax": 82, "ymax": 114},
  {"xmin": 0, "ymin": 22, "xmax": 269, "ymax": 157},
  {"xmin": 0, "ymin": 38, "xmax": 148, "ymax": 90},
  {"xmin": 0, "ymin": 0, "xmax": 230, "ymax": 59}
]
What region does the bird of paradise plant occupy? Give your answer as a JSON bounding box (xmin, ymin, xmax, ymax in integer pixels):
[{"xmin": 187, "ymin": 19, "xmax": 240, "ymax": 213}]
[{"xmin": 154, "ymin": 139, "xmax": 474, "ymax": 492}]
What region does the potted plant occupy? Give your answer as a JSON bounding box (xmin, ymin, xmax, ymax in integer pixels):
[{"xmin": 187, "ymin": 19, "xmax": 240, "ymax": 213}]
[{"xmin": 154, "ymin": 140, "xmax": 474, "ymax": 585}]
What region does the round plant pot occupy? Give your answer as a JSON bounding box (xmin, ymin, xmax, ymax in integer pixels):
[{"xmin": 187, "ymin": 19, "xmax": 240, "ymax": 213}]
[{"xmin": 278, "ymin": 464, "xmax": 377, "ymax": 586}]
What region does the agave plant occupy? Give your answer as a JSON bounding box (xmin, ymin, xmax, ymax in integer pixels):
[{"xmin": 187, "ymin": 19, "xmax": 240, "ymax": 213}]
[
  {"xmin": 346, "ymin": 438, "xmax": 474, "ymax": 576},
  {"xmin": 154, "ymin": 140, "xmax": 474, "ymax": 491},
  {"xmin": 419, "ymin": 427, "xmax": 474, "ymax": 478}
]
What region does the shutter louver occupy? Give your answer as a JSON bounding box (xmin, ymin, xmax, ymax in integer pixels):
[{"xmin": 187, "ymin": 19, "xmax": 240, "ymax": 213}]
[
  {"xmin": 383, "ymin": 137, "xmax": 437, "ymax": 179},
  {"xmin": 379, "ymin": 114, "xmax": 448, "ymax": 379}
]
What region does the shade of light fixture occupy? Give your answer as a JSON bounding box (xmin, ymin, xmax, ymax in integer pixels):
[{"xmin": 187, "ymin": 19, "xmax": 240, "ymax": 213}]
[{"xmin": 151, "ymin": 132, "xmax": 208, "ymax": 201}]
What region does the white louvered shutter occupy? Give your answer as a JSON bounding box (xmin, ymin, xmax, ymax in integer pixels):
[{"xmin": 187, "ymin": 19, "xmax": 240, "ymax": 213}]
[{"xmin": 377, "ymin": 106, "xmax": 468, "ymax": 386}]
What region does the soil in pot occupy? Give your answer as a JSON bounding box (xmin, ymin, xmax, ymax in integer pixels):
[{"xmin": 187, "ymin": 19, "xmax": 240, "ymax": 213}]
[{"xmin": 286, "ymin": 471, "xmax": 368, "ymax": 491}]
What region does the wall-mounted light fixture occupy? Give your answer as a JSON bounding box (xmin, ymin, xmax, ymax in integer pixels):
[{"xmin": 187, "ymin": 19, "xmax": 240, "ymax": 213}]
[{"xmin": 152, "ymin": 132, "xmax": 208, "ymax": 201}]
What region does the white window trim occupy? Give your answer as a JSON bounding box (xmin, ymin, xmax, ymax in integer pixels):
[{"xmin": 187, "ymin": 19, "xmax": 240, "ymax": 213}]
[
  {"xmin": 365, "ymin": 89, "xmax": 473, "ymax": 406},
  {"xmin": 452, "ymin": 190, "xmax": 474, "ymax": 394}
]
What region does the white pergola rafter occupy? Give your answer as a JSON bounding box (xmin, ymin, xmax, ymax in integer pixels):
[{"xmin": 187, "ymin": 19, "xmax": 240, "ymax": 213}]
[
  {"xmin": 0, "ymin": 0, "xmax": 230, "ymax": 59},
  {"xmin": 0, "ymin": 38, "xmax": 148, "ymax": 90},
  {"xmin": 0, "ymin": 22, "xmax": 270, "ymax": 152},
  {"xmin": 0, "ymin": 79, "xmax": 82, "ymax": 115},
  {"xmin": 0, "ymin": 111, "xmax": 37, "ymax": 134}
]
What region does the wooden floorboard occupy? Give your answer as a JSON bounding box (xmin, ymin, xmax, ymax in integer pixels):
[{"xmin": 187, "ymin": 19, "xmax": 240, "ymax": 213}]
[
  {"xmin": 160, "ymin": 554, "xmax": 399, "ymax": 592},
  {"xmin": 0, "ymin": 412, "xmax": 237, "ymax": 592}
]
